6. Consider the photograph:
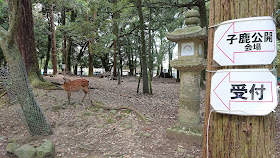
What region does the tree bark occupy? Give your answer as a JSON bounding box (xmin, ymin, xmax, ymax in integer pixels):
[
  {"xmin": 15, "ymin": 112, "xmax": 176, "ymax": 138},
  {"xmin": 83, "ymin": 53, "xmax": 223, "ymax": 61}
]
[
  {"xmin": 50, "ymin": 3, "xmax": 57, "ymax": 75},
  {"xmin": 136, "ymin": 0, "xmax": 149, "ymax": 93},
  {"xmin": 202, "ymin": 0, "xmax": 276, "ymax": 157},
  {"xmin": 62, "ymin": 7, "xmax": 66, "ymax": 68},
  {"xmin": 113, "ymin": 0, "xmax": 117, "ymax": 77},
  {"xmin": 16, "ymin": 0, "xmax": 44, "ymax": 82},
  {"xmin": 168, "ymin": 43, "xmax": 172, "ymax": 76},
  {"xmin": 88, "ymin": 42, "xmax": 94, "ymax": 76},
  {"xmin": 128, "ymin": 46, "xmax": 134, "ymax": 76},
  {"xmin": 0, "ymin": 0, "xmax": 52, "ymax": 136},
  {"xmin": 43, "ymin": 26, "xmax": 51, "ymax": 74},
  {"xmin": 148, "ymin": 7, "xmax": 153, "ymax": 80},
  {"xmin": 65, "ymin": 37, "xmax": 72, "ymax": 72},
  {"xmin": 88, "ymin": 11, "xmax": 96, "ymax": 77},
  {"xmin": 66, "ymin": 10, "xmax": 76, "ymax": 73}
]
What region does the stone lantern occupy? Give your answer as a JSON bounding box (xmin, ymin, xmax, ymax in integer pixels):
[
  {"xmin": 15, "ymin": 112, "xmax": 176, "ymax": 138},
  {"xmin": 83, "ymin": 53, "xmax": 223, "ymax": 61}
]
[{"xmin": 166, "ymin": 9, "xmax": 207, "ymax": 143}]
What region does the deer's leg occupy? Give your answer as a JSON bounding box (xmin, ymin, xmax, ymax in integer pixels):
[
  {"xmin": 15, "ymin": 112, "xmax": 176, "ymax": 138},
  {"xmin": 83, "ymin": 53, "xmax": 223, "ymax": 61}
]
[
  {"xmin": 88, "ymin": 89, "xmax": 90, "ymax": 101},
  {"xmin": 82, "ymin": 88, "xmax": 89, "ymax": 102},
  {"xmin": 67, "ymin": 91, "xmax": 71, "ymax": 104}
]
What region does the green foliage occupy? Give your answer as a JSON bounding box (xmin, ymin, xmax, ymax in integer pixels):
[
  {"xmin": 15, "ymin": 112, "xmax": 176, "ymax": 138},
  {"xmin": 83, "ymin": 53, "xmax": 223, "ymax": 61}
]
[
  {"xmin": 0, "ymin": 0, "xmax": 8, "ymax": 30},
  {"xmin": 0, "ymin": 0, "xmax": 8, "ymax": 65},
  {"xmin": 33, "ymin": 8, "xmax": 49, "ymax": 65},
  {"xmin": 30, "ymin": 0, "xmax": 207, "ymax": 74}
]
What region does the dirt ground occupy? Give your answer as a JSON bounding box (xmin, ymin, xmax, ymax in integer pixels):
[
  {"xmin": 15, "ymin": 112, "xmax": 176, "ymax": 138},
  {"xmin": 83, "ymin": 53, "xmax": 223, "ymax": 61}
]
[{"xmin": 0, "ymin": 75, "xmax": 279, "ymax": 158}]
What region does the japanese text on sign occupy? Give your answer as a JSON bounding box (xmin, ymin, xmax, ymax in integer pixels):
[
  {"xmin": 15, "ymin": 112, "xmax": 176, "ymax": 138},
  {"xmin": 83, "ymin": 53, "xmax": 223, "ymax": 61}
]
[
  {"xmin": 231, "ymin": 84, "xmax": 266, "ymax": 100},
  {"xmin": 213, "ymin": 16, "xmax": 276, "ymax": 66},
  {"xmin": 227, "ymin": 32, "xmax": 273, "ymax": 51},
  {"xmin": 210, "ymin": 69, "xmax": 277, "ymax": 115}
]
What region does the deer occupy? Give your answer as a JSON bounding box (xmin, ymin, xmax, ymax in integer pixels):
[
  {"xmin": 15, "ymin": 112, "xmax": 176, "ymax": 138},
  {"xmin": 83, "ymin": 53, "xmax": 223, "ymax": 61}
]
[{"xmin": 62, "ymin": 78, "xmax": 90, "ymax": 104}]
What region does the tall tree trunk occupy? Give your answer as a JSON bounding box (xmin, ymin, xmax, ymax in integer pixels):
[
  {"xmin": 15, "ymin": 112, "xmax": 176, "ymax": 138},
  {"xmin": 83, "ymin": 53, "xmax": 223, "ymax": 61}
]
[
  {"xmin": 113, "ymin": 0, "xmax": 118, "ymax": 77},
  {"xmin": 43, "ymin": 27, "xmax": 51, "ymax": 74},
  {"xmin": 65, "ymin": 37, "xmax": 72, "ymax": 72},
  {"xmin": 136, "ymin": 0, "xmax": 149, "ymax": 93},
  {"xmin": 75, "ymin": 42, "xmax": 87, "ymax": 75},
  {"xmin": 202, "ymin": 0, "xmax": 276, "ymax": 157},
  {"xmin": 62, "ymin": 7, "xmax": 66, "ymax": 69},
  {"xmin": 198, "ymin": 0, "xmax": 207, "ymax": 88},
  {"xmin": 88, "ymin": 11, "xmax": 96, "ymax": 77},
  {"xmin": 74, "ymin": 65, "xmax": 77, "ymax": 75},
  {"xmin": 155, "ymin": 42, "xmax": 160, "ymax": 76},
  {"xmin": 80, "ymin": 66, "xmax": 83, "ymax": 75},
  {"xmin": 148, "ymin": 7, "xmax": 153, "ymax": 94},
  {"xmin": 128, "ymin": 46, "xmax": 134, "ymax": 76},
  {"xmin": 198, "ymin": 0, "xmax": 207, "ymax": 28},
  {"xmin": 16, "ymin": 0, "xmax": 44, "ymax": 83},
  {"xmin": 168, "ymin": 44, "xmax": 172, "ymax": 76},
  {"xmin": 148, "ymin": 7, "xmax": 153, "ymax": 80},
  {"xmin": 66, "ymin": 11, "xmax": 76, "ymax": 73},
  {"xmin": 88, "ymin": 44, "xmax": 94, "ymax": 76},
  {"xmin": 119, "ymin": 46, "xmax": 122, "ymax": 77},
  {"xmin": 0, "ymin": 0, "xmax": 52, "ymax": 136},
  {"xmin": 50, "ymin": 3, "xmax": 57, "ymax": 75}
]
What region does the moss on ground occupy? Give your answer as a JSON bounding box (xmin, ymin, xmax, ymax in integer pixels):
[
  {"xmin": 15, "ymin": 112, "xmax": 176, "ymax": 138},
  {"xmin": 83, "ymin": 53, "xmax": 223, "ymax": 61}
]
[{"xmin": 29, "ymin": 72, "xmax": 62, "ymax": 90}]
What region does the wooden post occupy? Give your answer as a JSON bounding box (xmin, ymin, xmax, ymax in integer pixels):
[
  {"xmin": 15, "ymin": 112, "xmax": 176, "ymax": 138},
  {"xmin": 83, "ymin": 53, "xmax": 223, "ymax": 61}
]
[{"xmin": 202, "ymin": 0, "xmax": 276, "ymax": 157}]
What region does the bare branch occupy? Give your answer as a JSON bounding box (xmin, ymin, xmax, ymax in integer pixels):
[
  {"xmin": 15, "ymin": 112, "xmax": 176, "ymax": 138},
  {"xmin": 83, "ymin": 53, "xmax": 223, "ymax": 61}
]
[{"xmin": 7, "ymin": 0, "xmax": 21, "ymax": 45}]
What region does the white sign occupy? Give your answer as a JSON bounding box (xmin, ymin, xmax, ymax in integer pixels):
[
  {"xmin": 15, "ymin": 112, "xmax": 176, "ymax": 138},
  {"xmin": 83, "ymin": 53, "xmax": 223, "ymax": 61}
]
[
  {"xmin": 213, "ymin": 16, "xmax": 276, "ymax": 66},
  {"xmin": 181, "ymin": 42, "xmax": 194, "ymax": 56},
  {"xmin": 210, "ymin": 69, "xmax": 277, "ymax": 116}
]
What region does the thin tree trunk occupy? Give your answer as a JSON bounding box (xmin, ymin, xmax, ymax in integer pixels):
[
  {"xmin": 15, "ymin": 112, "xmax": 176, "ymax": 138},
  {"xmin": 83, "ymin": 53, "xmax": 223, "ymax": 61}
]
[
  {"xmin": 88, "ymin": 11, "xmax": 96, "ymax": 77},
  {"xmin": 62, "ymin": 7, "xmax": 66, "ymax": 69},
  {"xmin": 128, "ymin": 46, "xmax": 134, "ymax": 76},
  {"xmin": 43, "ymin": 28, "xmax": 51, "ymax": 74},
  {"xmin": 131, "ymin": 47, "xmax": 134, "ymax": 76},
  {"xmin": 136, "ymin": 0, "xmax": 149, "ymax": 93},
  {"xmin": 88, "ymin": 45, "xmax": 94, "ymax": 76},
  {"xmin": 202, "ymin": 0, "xmax": 276, "ymax": 157},
  {"xmin": 117, "ymin": 63, "xmax": 121, "ymax": 85},
  {"xmin": 50, "ymin": 3, "xmax": 57, "ymax": 75},
  {"xmin": 113, "ymin": 0, "xmax": 117, "ymax": 77},
  {"xmin": 148, "ymin": 7, "xmax": 153, "ymax": 81},
  {"xmin": 198, "ymin": 0, "xmax": 207, "ymax": 88},
  {"xmin": 168, "ymin": 44, "xmax": 172, "ymax": 76},
  {"xmin": 75, "ymin": 43, "xmax": 87, "ymax": 75},
  {"xmin": 65, "ymin": 37, "xmax": 72, "ymax": 72},
  {"xmin": 66, "ymin": 11, "xmax": 76, "ymax": 73},
  {"xmin": 119, "ymin": 44, "xmax": 122, "ymax": 77}
]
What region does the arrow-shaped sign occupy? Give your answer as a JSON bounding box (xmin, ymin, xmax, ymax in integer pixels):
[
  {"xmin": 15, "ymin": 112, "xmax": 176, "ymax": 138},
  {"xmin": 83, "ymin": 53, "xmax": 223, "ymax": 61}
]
[
  {"xmin": 210, "ymin": 69, "xmax": 277, "ymax": 116},
  {"xmin": 213, "ymin": 16, "xmax": 276, "ymax": 66},
  {"xmin": 216, "ymin": 22, "xmax": 275, "ymax": 63},
  {"xmin": 213, "ymin": 72, "xmax": 273, "ymax": 110}
]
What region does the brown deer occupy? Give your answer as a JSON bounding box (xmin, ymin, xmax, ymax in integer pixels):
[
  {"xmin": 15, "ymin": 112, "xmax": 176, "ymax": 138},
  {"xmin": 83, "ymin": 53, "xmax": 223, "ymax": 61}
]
[{"xmin": 62, "ymin": 78, "xmax": 90, "ymax": 104}]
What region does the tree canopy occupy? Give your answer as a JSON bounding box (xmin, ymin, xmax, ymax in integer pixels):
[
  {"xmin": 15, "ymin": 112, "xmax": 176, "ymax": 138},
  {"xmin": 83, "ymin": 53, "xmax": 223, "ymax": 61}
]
[{"xmin": 0, "ymin": 0, "xmax": 210, "ymax": 91}]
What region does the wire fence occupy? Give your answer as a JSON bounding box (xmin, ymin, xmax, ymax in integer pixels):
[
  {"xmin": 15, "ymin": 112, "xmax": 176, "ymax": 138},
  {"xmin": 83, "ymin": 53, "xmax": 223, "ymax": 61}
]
[{"xmin": 0, "ymin": 59, "xmax": 52, "ymax": 136}]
